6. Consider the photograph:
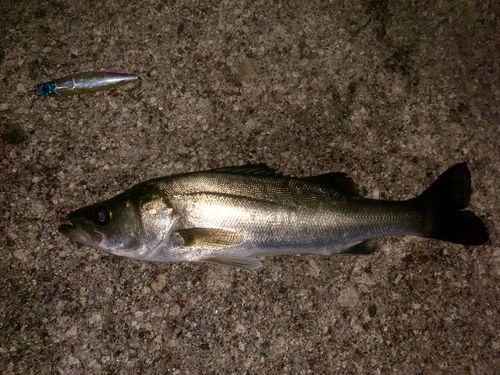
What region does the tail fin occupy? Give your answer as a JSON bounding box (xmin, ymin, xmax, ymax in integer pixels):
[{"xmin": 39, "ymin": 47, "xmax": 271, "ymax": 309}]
[{"xmin": 415, "ymin": 163, "xmax": 488, "ymax": 245}]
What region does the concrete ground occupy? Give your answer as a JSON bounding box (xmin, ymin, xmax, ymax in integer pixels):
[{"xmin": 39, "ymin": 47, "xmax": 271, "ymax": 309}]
[{"xmin": 1, "ymin": 0, "xmax": 499, "ymax": 373}]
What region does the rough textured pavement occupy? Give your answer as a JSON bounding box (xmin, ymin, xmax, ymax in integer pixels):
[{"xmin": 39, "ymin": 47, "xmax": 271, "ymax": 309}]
[{"xmin": 1, "ymin": 0, "xmax": 499, "ymax": 374}]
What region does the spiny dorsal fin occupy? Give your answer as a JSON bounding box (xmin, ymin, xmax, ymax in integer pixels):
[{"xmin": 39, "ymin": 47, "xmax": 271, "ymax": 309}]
[
  {"xmin": 176, "ymin": 228, "xmax": 244, "ymax": 248},
  {"xmin": 211, "ymin": 164, "xmax": 361, "ymax": 197},
  {"xmin": 203, "ymin": 256, "xmax": 262, "ymax": 269},
  {"xmin": 339, "ymin": 240, "xmax": 377, "ymax": 255},
  {"xmin": 210, "ymin": 164, "xmax": 282, "ymax": 177},
  {"xmin": 303, "ymin": 172, "xmax": 361, "ymax": 197}
]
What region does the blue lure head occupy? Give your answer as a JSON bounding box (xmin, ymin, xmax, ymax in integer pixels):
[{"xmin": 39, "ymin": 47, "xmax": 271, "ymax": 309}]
[{"xmin": 34, "ymin": 82, "xmax": 56, "ymax": 97}]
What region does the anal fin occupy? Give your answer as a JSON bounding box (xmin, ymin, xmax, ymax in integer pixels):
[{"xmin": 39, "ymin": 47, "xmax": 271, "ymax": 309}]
[
  {"xmin": 340, "ymin": 240, "xmax": 377, "ymax": 255},
  {"xmin": 203, "ymin": 256, "xmax": 262, "ymax": 269}
]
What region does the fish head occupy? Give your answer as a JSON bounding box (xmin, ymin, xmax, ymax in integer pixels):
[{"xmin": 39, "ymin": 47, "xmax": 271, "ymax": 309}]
[{"xmin": 58, "ymin": 186, "xmax": 178, "ymax": 260}]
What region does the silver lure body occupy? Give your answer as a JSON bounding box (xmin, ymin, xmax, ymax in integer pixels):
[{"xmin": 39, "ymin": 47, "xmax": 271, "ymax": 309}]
[
  {"xmin": 35, "ymin": 71, "xmax": 141, "ymax": 98},
  {"xmin": 58, "ymin": 164, "xmax": 488, "ymax": 269}
]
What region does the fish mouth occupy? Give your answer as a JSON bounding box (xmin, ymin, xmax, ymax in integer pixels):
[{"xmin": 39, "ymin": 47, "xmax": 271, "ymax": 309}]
[{"xmin": 58, "ymin": 223, "xmax": 102, "ymax": 250}]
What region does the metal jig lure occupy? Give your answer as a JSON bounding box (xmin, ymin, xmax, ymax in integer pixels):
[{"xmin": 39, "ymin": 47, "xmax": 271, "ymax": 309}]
[{"xmin": 35, "ymin": 71, "xmax": 142, "ymax": 121}]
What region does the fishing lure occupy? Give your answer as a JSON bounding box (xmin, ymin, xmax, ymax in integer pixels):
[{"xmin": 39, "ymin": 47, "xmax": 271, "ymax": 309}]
[{"xmin": 35, "ymin": 71, "xmax": 142, "ymax": 121}]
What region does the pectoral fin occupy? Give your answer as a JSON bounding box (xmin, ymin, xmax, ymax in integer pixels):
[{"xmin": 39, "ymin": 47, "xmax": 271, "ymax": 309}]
[
  {"xmin": 203, "ymin": 256, "xmax": 262, "ymax": 269},
  {"xmin": 176, "ymin": 228, "xmax": 244, "ymax": 249}
]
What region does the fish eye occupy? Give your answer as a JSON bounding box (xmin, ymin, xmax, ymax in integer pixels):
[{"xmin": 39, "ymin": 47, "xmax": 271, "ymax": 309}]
[{"xmin": 94, "ymin": 206, "xmax": 111, "ymax": 225}]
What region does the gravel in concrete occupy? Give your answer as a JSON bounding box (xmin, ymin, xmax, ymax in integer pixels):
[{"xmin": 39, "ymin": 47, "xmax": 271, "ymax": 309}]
[{"xmin": 1, "ymin": 0, "xmax": 499, "ymax": 373}]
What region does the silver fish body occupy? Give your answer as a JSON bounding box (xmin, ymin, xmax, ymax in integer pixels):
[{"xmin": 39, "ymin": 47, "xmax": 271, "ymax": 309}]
[
  {"xmin": 35, "ymin": 71, "xmax": 141, "ymax": 98},
  {"xmin": 58, "ymin": 163, "xmax": 488, "ymax": 269}
]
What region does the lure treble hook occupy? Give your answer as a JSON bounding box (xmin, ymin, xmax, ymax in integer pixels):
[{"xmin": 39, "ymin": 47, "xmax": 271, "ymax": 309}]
[
  {"xmin": 57, "ymin": 96, "xmax": 81, "ymax": 122},
  {"xmin": 119, "ymin": 75, "xmax": 143, "ymax": 102}
]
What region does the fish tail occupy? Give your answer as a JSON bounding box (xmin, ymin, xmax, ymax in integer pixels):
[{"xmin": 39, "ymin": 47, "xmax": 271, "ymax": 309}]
[{"xmin": 415, "ymin": 162, "xmax": 488, "ymax": 245}]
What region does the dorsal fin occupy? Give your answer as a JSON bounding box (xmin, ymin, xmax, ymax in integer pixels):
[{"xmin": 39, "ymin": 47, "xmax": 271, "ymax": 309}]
[
  {"xmin": 210, "ymin": 164, "xmax": 282, "ymax": 177},
  {"xmin": 303, "ymin": 172, "xmax": 361, "ymax": 197},
  {"xmin": 210, "ymin": 164, "xmax": 361, "ymax": 196}
]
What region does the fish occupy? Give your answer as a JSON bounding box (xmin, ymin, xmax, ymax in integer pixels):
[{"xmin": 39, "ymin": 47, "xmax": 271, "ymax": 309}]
[{"xmin": 58, "ymin": 163, "xmax": 489, "ymax": 269}]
